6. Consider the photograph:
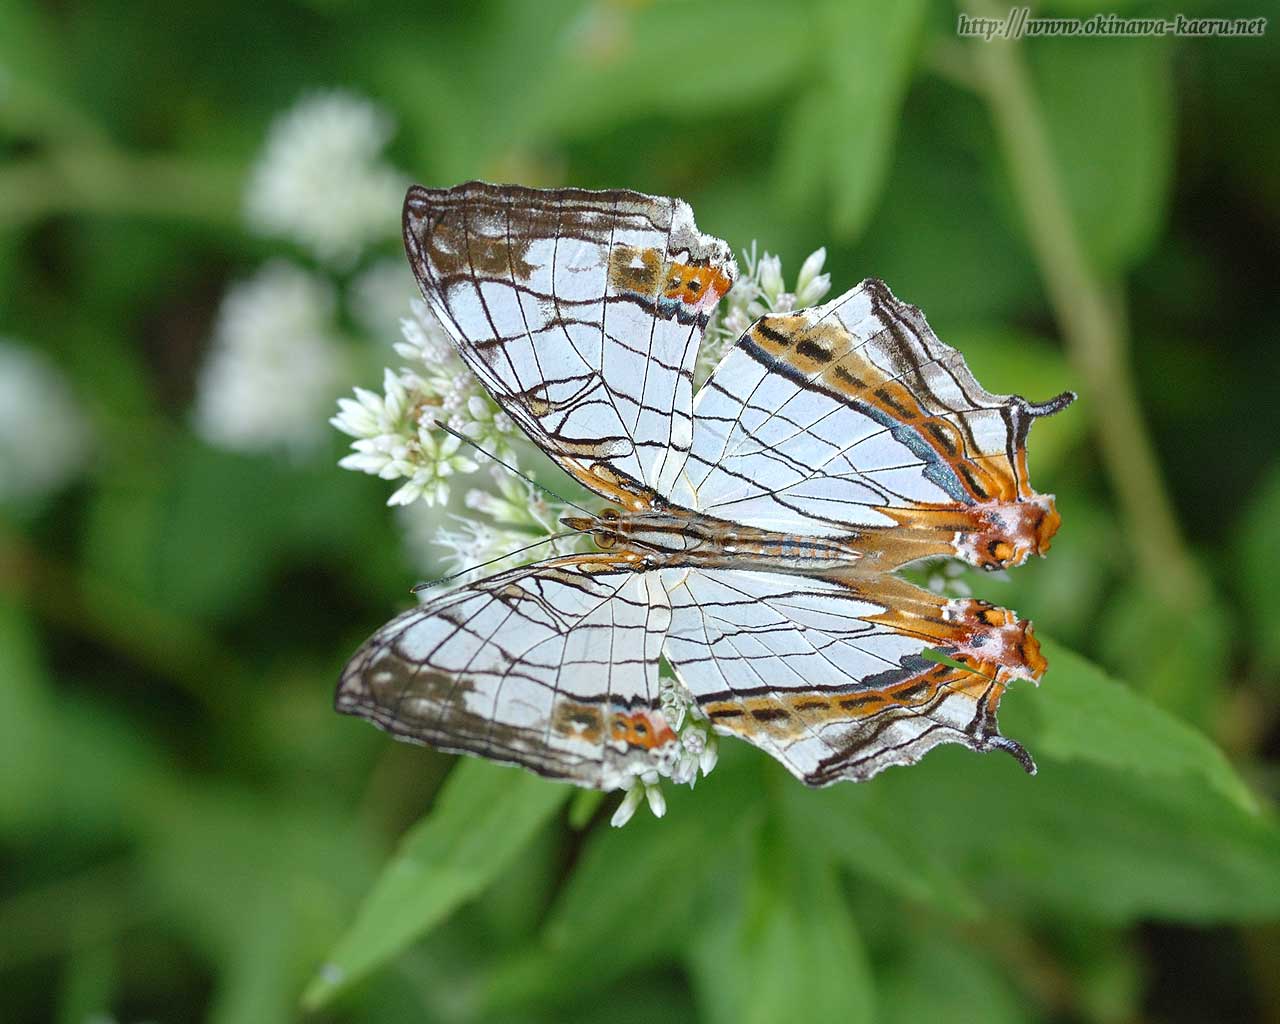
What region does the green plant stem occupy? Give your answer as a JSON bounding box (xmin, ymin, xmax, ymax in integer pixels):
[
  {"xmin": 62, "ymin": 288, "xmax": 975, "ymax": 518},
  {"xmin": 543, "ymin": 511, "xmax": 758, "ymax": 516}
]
[
  {"xmin": 963, "ymin": 4, "xmax": 1207, "ymax": 613},
  {"xmin": 0, "ymin": 146, "xmax": 243, "ymax": 231}
]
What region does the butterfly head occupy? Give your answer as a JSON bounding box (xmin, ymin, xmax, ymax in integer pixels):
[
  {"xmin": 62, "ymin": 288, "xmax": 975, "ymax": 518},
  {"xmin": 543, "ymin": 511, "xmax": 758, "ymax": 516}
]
[
  {"xmin": 560, "ymin": 507, "xmax": 625, "ymax": 550},
  {"xmin": 560, "ymin": 507, "xmax": 713, "ymax": 557}
]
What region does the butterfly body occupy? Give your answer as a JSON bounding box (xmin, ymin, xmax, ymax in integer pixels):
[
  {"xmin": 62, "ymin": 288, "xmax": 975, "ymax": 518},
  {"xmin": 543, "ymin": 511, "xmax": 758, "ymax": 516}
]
[
  {"xmin": 561, "ymin": 506, "xmax": 867, "ymax": 574},
  {"xmin": 337, "ymin": 181, "xmax": 1074, "ymax": 795}
]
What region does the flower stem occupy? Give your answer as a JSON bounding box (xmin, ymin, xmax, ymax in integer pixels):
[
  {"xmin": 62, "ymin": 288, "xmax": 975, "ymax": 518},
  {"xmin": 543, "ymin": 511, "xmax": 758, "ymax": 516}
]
[{"xmin": 963, "ymin": 4, "xmax": 1207, "ymax": 612}]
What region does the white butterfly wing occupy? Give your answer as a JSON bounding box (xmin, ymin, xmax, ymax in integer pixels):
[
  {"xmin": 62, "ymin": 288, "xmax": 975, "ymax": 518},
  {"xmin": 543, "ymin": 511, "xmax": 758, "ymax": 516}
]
[
  {"xmin": 337, "ymin": 554, "xmax": 678, "ymax": 790},
  {"xmin": 403, "ymin": 181, "xmax": 736, "ymax": 508},
  {"xmin": 661, "ymin": 567, "xmax": 1043, "ymax": 785},
  {"xmin": 672, "ymin": 280, "xmax": 1073, "ymax": 571}
]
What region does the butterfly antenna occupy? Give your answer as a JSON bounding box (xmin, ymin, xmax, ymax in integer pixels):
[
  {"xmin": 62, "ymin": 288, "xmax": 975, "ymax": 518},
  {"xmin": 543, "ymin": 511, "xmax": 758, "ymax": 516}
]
[
  {"xmin": 433, "ymin": 420, "xmax": 596, "ymax": 518},
  {"xmin": 411, "ymin": 529, "xmax": 582, "ymax": 594}
]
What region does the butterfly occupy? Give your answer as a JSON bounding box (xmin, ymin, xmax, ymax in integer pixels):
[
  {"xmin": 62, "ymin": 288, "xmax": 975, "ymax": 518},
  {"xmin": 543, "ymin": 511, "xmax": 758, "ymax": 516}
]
[{"xmin": 337, "ymin": 181, "xmax": 1074, "ymax": 796}]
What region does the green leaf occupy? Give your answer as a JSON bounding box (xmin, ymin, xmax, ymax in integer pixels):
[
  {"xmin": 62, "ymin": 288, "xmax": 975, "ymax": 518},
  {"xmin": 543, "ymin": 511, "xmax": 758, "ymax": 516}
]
[
  {"xmin": 139, "ymin": 781, "xmax": 380, "ymax": 1024},
  {"xmin": 1010, "ymin": 637, "xmax": 1253, "ymax": 814},
  {"xmin": 922, "ymin": 646, "xmax": 991, "ymax": 677},
  {"xmin": 825, "ymin": 0, "xmax": 928, "ymax": 239},
  {"xmin": 1234, "ymin": 460, "xmax": 1280, "ymax": 673},
  {"xmin": 849, "ymin": 78, "xmax": 1043, "ymax": 324},
  {"xmin": 56, "ymin": 941, "xmax": 119, "ymax": 1024},
  {"xmin": 568, "ymin": 787, "xmax": 606, "ymax": 829},
  {"xmin": 0, "ymin": 2, "xmax": 105, "ymax": 145},
  {"xmin": 1095, "ymin": 578, "xmax": 1232, "ymax": 725},
  {"xmin": 807, "ymin": 738, "xmax": 1280, "ymax": 925},
  {"xmin": 1031, "ymin": 38, "xmax": 1174, "ymax": 272},
  {"xmin": 687, "ymin": 822, "xmax": 875, "ymax": 1024},
  {"xmin": 774, "ymin": 86, "xmax": 837, "ymax": 216},
  {"xmin": 781, "ymin": 767, "xmax": 982, "ymax": 919},
  {"xmin": 481, "ymin": 746, "xmax": 763, "ymax": 1013},
  {"xmin": 789, "ymin": 640, "xmax": 1275, "ymax": 923},
  {"xmin": 875, "ymin": 926, "xmax": 1032, "ymax": 1024},
  {"xmin": 302, "ymin": 759, "xmax": 570, "ymax": 1009},
  {"xmin": 207, "ymin": 899, "xmax": 296, "ymax": 1024},
  {"xmin": 85, "ymin": 437, "xmax": 395, "ymax": 621}
]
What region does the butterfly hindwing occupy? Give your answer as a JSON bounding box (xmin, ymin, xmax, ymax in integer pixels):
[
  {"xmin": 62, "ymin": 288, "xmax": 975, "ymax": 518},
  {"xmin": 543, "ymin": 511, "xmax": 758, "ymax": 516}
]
[
  {"xmin": 336, "ymin": 554, "xmax": 680, "ymax": 790},
  {"xmin": 673, "ymin": 279, "xmax": 1073, "ymax": 571},
  {"xmin": 661, "ymin": 567, "xmax": 1042, "ymax": 785},
  {"xmin": 403, "ymin": 181, "xmax": 737, "ymax": 508}
]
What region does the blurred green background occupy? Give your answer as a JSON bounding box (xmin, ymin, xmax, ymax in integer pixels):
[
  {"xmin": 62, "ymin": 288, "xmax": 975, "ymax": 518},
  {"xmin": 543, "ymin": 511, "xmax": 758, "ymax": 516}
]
[{"xmin": 3, "ymin": 0, "xmax": 1279, "ymax": 1022}]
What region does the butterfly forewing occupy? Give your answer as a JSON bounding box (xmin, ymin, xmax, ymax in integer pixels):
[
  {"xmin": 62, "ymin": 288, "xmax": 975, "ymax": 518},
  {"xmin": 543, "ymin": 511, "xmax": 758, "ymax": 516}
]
[
  {"xmin": 402, "ymin": 181, "xmax": 736, "ymax": 508},
  {"xmin": 673, "ymin": 279, "xmax": 1072, "ymax": 571},
  {"xmin": 337, "ymin": 554, "xmax": 680, "ymax": 790}
]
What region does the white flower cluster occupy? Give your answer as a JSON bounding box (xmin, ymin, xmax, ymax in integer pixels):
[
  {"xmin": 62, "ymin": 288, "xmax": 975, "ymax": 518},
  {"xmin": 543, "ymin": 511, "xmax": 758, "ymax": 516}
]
[
  {"xmin": 399, "ymin": 466, "xmax": 590, "ymax": 583},
  {"xmin": 923, "ymin": 558, "xmax": 1010, "ymax": 597},
  {"xmin": 698, "ymin": 243, "xmax": 832, "ymax": 382},
  {"xmin": 926, "ymin": 558, "xmax": 974, "ymax": 598},
  {"xmin": 0, "ymin": 340, "xmax": 91, "ymax": 504},
  {"xmin": 195, "ymin": 262, "xmax": 349, "ymax": 454},
  {"xmin": 332, "ymin": 300, "xmax": 522, "ymax": 507},
  {"xmin": 244, "ymin": 91, "xmax": 406, "ymax": 267},
  {"xmin": 610, "ymin": 675, "xmax": 719, "ymax": 828}
]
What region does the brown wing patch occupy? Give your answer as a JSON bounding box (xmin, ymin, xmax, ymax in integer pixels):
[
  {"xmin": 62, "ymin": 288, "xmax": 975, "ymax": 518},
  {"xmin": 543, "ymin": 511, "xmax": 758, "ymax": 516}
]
[{"xmin": 744, "ymin": 301, "xmax": 1073, "ymax": 506}]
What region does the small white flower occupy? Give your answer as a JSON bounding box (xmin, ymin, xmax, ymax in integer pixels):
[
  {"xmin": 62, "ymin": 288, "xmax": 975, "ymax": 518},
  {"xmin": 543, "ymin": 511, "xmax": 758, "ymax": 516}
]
[
  {"xmin": 610, "ymin": 783, "xmax": 646, "ymax": 828},
  {"xmin": 656, "ymin": 675, "xmax": 717, "ymax": 789},
  {"xmin": 644, "ymin": 782, "xmax": 667, "ymax": 818},
  {"xmin": 245, "ymin": 91, "xmax": 406, "ymax": 266},
  {"xmin": 699, "ymin": 735, "xmax": 719, "ymax": 777},
  {"xmin": 432, "ymin": 516, "xmax": 516, "ymax": 575},
  {"xmin": 795, "ymin": 246, "xmax": 832, "ymax": 306},
  {"xmin": 195, "ymin": 262, "xmax": 348, "ymax": 454},
  {"xmin": 0, "ymin": 340, "xmax": 91, "ymax": 504},
  {"xmin": 757, "ymin": 253, "xmax": 784, "ymax": 304},
  {"xmin": 384, "ymin": 431, "xmax": 477, "ymax": 507},
  {"xmin": 396, "ymin": 299, "xmax": 456, "ymax": 366},
  {"xmin": 465, "ymin": 469, "xmax": 546, "ymax": 528}
]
